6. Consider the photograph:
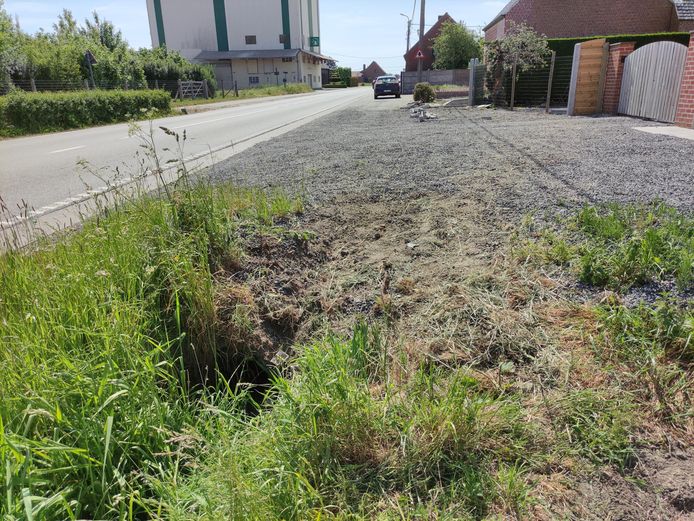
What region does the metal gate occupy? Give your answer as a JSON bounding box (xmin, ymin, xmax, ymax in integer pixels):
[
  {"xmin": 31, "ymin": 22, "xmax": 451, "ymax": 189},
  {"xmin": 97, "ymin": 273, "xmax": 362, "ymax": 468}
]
[{"xmin": 618, "ymin": 41, "xmax": 688, "ymax": 123}]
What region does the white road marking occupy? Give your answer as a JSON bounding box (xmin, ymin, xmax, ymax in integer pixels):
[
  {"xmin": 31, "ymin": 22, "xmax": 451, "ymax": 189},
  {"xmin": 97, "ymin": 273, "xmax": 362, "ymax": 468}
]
[
  {"xmin": 168, "ymin": 107, "xmax": 276, "ymax": 130},
  {"xmin": 49, "ymin": 145, "xmax": 86, "ymax": 154}
]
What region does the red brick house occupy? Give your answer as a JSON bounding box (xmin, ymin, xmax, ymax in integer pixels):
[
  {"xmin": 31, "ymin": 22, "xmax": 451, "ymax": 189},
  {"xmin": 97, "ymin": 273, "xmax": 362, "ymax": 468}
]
[
  {"xmin": 484, "ymin": 0, "xmax": 694, "ymax": 40},
  {"xmin": 359, "ymin": 61, "xmax": 387, "ymax": 82},
  {"xmin": 404, "ymin": 13, "xmax": 455, "ymax": 72}
]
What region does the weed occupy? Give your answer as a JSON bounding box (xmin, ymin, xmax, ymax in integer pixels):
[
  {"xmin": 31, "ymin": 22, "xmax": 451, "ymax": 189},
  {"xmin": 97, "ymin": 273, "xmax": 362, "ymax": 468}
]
[
  {"xmin": 554, "ymin": 390, "xmax": 635, "ymax": 469},
  {"xmin": 516, "ymin": 203, "xmax": 694, "ymax": 291}
]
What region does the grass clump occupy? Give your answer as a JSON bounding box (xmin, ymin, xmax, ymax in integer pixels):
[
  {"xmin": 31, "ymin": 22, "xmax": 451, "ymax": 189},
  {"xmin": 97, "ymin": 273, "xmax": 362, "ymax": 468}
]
[
  {"xmin": 516, "ymin": 203, "xmax": 693, "ymax": 291},
  {"xmin": 0, "ymin": 172, "xmax": 303, "ymax": 518},
  {"xmin": 159, "ymin": 324, "xmax": 538, "ymax": 520},
  {"xmin": 553, "ymin": 390, "xmax": 635, "ymax": 469}
]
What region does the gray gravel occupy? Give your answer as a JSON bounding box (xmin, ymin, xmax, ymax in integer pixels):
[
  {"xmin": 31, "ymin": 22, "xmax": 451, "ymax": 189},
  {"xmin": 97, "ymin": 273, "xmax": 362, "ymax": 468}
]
[{"xmin": 211, "ymin": 98, "xmax": 694, "ymax": 214}]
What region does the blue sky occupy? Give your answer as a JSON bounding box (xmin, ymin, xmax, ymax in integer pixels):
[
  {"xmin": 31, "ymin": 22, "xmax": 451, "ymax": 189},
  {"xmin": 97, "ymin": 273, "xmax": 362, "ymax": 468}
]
[{"xmin": 4, "ymin": 0, "xmax": 506, "ymax": 73}]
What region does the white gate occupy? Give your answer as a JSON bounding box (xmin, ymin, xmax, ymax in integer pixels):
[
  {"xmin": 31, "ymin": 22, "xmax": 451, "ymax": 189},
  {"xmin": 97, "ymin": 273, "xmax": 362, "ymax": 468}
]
[{"xmin": 618, "ymin": 41, "xmax": 688, "ymax": 123}]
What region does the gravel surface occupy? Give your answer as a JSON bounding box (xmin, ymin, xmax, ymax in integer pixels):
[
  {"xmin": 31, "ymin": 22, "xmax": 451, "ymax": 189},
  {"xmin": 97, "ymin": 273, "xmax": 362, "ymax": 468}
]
[{"xmin": 212, "ymin": 99, "xmax": 694, "ymax": 215}]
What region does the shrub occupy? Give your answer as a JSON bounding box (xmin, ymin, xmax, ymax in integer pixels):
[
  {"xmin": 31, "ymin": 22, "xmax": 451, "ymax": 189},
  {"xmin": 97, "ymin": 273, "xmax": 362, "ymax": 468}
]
[
  {"xmin": 334, "ymin": 66, "xmax": 352, "ymax": 87},
  {"xmin": 413, "ymin": 82, "xmax": 436, "ymax": 103},
  {"xmin": 0, "ymin": 89, "xmax": 171, "ymax": 134}
]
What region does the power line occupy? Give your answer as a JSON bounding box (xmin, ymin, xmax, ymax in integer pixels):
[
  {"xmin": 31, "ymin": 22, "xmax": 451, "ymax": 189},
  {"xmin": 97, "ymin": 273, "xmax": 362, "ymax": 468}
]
[{"xmin": 330, "ymin": 52, "xmax": 404, "ymax": 60}]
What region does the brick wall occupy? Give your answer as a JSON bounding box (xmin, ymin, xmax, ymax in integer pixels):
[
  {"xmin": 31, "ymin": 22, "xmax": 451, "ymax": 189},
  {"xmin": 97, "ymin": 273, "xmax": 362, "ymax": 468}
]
[
  {"xmin": 485, "ymin": 19, "xmax": 505, "ymax": 41},
  {"xmin": 505, "ymin": 0, "xmax": 678, "ymax": 38},
  {"xmin": 675, "ymin": 32, "xmax": 694, "ymax": 128},
  {"xmin": 602, "ymin": 42, "xmax": 636, "ymax": 114}
]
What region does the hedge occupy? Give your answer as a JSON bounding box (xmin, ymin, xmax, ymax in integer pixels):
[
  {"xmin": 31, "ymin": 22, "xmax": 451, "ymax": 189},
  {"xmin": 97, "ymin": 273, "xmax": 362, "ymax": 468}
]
[
  {"xmin": 548, "ymin": 32, "xmax": 691, "ymax": 56},
  {"xmin": 0, "ymin": 89, "xmax": 171, "ymax": 135}
]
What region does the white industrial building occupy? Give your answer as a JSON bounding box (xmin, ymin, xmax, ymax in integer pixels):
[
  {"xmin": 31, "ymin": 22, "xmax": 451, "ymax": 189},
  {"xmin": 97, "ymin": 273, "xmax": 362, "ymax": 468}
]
[{"xmin": 145, "ymin": 0, "xmax": 330, "ymax": 90}]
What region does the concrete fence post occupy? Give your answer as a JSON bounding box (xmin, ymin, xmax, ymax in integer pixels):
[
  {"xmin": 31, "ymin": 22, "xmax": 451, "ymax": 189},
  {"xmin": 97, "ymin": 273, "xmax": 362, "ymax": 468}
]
[
  {"xmin": 510, "ymin": 58, "xmax": 518, "ymax": 110},
  {"xmin": 177, "ymin": 79, "xmax": 183, "ymax": 100},
  {"xmin": 203, "ymin": 80, "xmax": 210, "ymax": 99},
  {"xmin": 545, "ymin": 51, "xmax": 556, "ymax": 113}
]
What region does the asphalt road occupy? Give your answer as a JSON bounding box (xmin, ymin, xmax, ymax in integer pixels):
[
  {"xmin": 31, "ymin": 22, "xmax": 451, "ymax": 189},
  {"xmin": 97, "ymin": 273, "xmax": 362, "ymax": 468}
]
[{"xmin": 0, "ymin": 88, "xmax": 368, "ymax": 223}]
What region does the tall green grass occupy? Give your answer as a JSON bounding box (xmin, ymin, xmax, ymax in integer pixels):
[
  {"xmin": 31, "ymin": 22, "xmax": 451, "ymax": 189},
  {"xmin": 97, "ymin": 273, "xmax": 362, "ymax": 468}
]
[
  {"xmin": 158, "ymin": 324, "xmax": 537, "ymax": 520},
  {"xmin": 0, "ymin": 176, "xmax": 302, "ymax": 519}
]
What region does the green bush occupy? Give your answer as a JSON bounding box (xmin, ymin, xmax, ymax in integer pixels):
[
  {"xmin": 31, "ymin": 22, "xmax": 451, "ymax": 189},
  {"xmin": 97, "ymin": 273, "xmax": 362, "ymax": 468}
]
[
  {"xmin": 139, "ymin": 47, "xmax": 217, "ymax": 95},
  {"xmin": 349, "ymin": 76, "xmax": 359, "ymax": 87},
  {"xmin": 0, "ymin": 89, "xmax": 171, "ymax": 135},
  {"xmin": 413, "ymin": 82, "xmax": 436, "ymax": 103},
  {"xmin": 548, "ymin": 31, "xmax": 691, "ymax": 56},
  {"xmin": 334, "ymin": 66, "xmax": 352, "ymax": 87}
]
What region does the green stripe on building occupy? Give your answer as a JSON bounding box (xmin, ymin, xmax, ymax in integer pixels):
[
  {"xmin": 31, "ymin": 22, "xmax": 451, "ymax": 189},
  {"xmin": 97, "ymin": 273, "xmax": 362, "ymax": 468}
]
[
  {"xmin": 213, "ymin": 0, "xmax": 229, "ymax": 52},
  {"xmin": 307, "ymin": 0, "xmax": 314, "ymax": 49},
  {"xmin": 153, "ymin": 0, "xmax": 166, "ymax": 46},
  {"xmin": 281, "ymin": 0, "xmax": 291, "ymax": 50}
]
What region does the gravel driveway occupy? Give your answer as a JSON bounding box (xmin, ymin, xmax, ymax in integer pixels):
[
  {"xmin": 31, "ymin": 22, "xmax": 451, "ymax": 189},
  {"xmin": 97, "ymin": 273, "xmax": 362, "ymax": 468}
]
[{"xmin": 213, "ymin": 97, "xmax": 694, "ymax": 214}]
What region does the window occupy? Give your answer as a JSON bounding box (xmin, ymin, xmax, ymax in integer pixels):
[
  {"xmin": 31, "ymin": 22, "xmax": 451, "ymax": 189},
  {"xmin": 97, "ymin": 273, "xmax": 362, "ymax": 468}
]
[
  {"xmin": 245, "ymin": 35, "xmax": 257, "ymax": 45},
  {"xmin": 282, "ymin": 57, "xmax": 293, "ymax": 63},
  {"xmin": 279, "ymin": 34, "xmax": 286, "ymax": 44},
  {"xmin": 249, "ymin": 76, "xmax": 260, "ymax": 85}
]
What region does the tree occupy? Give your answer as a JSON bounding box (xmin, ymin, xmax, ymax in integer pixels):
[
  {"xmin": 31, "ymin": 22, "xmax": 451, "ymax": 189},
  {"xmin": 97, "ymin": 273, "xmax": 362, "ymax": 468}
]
[
  {"xmin": 0, "ymin": 0, "xmax": 24, "ymax": 89},
  {"xmin": 485, "ymin": 23, "xmax": 550, "ymax": 105},
  {"xmin": 82, "ymin": 12, "xmax": 126, "ymax": 52},
  {"xmin": 432, "ymin": 21, "xmax": 481, "ymax": 70}
]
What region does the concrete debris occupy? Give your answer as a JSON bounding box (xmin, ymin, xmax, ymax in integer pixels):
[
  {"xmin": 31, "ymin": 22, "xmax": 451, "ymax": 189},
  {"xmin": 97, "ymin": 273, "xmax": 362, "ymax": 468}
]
[{"xmin": 410, "ymin": 107, "xmax": 438, "ymax": 121}]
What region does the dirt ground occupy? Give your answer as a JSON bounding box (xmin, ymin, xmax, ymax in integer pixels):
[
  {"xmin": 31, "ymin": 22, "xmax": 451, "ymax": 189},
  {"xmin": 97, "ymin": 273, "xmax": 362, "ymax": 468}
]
[{"xmin": 214, "ymin": 98, "xmax": 694, "ymax": 520}]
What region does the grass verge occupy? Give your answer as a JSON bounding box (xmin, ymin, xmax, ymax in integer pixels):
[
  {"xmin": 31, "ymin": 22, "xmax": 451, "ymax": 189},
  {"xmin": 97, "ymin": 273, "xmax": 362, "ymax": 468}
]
[
  {"xmin": 172, "ymin": 84, "xmax": 314, "ymax": 107},
  {"xmin": 0, "ymin": 154, "xmax": 304, "ymax": 518},
  {"xmin": 2, "ymin": 162, "xmax": 691, "ymax": 521}
]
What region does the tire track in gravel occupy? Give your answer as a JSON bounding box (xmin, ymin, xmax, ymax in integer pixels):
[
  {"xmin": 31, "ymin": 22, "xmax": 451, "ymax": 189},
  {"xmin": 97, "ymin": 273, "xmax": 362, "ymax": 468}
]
[{"xmin": 451, "ymin": 107, "xmax": 597, "ymax": 206}]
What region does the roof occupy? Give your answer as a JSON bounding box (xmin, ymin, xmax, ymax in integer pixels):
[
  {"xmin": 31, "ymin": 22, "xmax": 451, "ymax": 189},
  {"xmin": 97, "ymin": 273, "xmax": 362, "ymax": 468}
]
[
  {"xmin": 361, "ymin": 61, "xmax": 386, "ymax": 74},
  {"xmin": 484, "ymin": 0, "xmax": 694, "ymax": 31},
  {"xmin": 405, "ymin": 12, "xmax": 456, "ymax": 55},
  {"xmin": 195, "ymin": 49, "xmax": 333, "ymax": 62},
  {"xmin": 483, "ymin": 0, "xmax": 519, "ymax": 31},
  {"xmin": 674, "ymin": 0, "xmax": 694, "ymax": 20}
]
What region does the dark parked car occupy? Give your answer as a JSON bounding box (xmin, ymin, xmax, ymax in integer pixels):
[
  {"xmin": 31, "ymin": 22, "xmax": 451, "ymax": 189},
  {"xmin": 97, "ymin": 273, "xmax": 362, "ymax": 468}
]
[{"xmin": 374, "ymin": 76, "xmax": 401, "ymax": 99}]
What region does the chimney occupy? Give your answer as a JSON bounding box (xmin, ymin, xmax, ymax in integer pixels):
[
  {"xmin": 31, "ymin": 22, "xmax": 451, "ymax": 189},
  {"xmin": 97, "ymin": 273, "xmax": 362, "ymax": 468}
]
[{"xmin": 363, "ymin": 63, "xmax": 366, "ymax": 72}]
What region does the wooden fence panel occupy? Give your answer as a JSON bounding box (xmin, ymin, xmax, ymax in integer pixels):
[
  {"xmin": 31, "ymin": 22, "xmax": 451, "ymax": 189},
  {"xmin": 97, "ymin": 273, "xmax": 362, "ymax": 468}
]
[
  {"xmin": 618, "ymin": 41, "xmax": 688, "ymax": 123},
  {"xmin": 568, "ymin": 39, "xmax": 608, "ymax": 115}
]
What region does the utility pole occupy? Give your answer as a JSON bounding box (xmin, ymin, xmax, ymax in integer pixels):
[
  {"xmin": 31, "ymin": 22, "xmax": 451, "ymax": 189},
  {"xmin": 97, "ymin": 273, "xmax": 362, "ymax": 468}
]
[
  {"xmin": 417, "ymin": 0, "xmax": 425, "ymax": 83},
  {"xmin": 400, "ymin": 13, "xmax": 412, "ymax": 66}
]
